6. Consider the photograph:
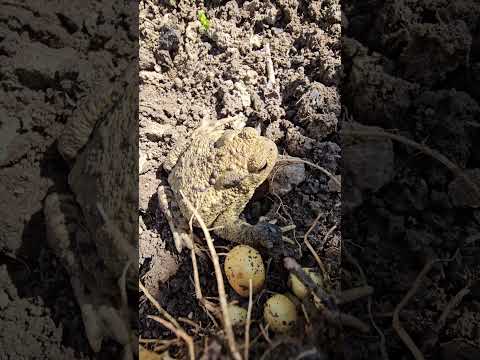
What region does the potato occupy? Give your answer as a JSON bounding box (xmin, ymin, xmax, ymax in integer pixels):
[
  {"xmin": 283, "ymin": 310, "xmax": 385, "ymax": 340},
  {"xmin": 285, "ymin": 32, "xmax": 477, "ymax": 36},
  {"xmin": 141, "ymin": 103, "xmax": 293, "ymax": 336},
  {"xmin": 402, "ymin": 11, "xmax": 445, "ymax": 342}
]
[
  {"xmin": 224, "ymin": 245, "xmax": 265, "ymax": 297},
  {"xmin": 228, "ymin": 304, "xmax": 248, "ymax": 327},
  {"xmin": 263, "ymin": 294, "xmax": 297, "ymax": 333},
  {"xmin": 288, "ymin": 268, "xmax": 323, "ymax": 300}
]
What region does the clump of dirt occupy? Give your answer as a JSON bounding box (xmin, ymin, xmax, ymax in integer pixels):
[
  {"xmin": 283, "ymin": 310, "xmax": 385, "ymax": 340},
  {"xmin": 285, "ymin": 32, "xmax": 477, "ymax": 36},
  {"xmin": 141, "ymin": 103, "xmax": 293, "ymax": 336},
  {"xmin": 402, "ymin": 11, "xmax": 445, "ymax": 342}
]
[
  {"xmin": 342, "ymin": 0, "xmax": 480, "ymax": 359},
  {"xmin": 139, "ymin": 0, "xmax": 342, "ymax": 358}
]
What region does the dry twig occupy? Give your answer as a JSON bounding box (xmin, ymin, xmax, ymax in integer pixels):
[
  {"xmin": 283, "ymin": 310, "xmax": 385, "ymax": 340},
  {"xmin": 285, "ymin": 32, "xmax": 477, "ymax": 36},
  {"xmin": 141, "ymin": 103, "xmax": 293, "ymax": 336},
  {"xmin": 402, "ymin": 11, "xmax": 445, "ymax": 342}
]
[
  {"xmin": 148, "ymin": 315, "xmax": 195, "ymax": 360},
  {"xmin": 303, "ymin": 211, "xmax": 329, "ymax": 277},
  {"xmin": 178, "ymin": 317, "xmax": 202, "ymax": 332},
  {"xmin": 284, "ymin": 257, "xmax": 331, "ymax": 306},
  {"xmin": 436, "ymin": 286, "xmax": 470, "ymax": 331},
  {"xmin": 342, "ymin": 129, "xmax": 480, "ymax": 203},
  {"xmin": 244, "ymin": 279, "xmax": 253, "ymax": 360},
  {"xmin": 392, "ymin": 255, "xmax": 457, "ymax": 360},
  {"xmin": 188, "ymin": 216, "xmax": 219, "ymax": 319},
  {"xmin": 259, "ymin": 323, "xmax": 272, "ymax": 345},
  {"xmin": 272, "ymin": 159, "xmax": 341, "ymax": 272},
  {"xmin": 265, "ymin": 42, "xmax": 275, "ymax": 87},
  {"xmin": 335, "ymin": 286, "xmax": 374, "ymax": 305},
  {"xmin": 343, "ymin": 247, "xmax": 388, "ymax": 360},
  {"xmin": 322, "ymin": 310, "xmax": 370, "ymax": 333},
  {"xmin": 283, "ymin": 257, "xmax": 370, "ymax": 333},
  {"xmin": 139, "ymin": 280, "xmax": 180, "ymax": 330},
  {"xmin": 180, "ymin": 191, "xmax": 242, "ymax": 360}
]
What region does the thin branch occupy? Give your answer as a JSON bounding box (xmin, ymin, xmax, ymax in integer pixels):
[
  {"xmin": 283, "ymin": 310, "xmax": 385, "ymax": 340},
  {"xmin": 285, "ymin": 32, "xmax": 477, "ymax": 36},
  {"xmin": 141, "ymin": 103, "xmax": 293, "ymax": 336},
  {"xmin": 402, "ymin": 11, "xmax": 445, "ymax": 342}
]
[
  {"xmin": 283, "ymin": 257, "xmax": 370, "ymax": 333},
  {"xmin": 148, "ymin": 315, "xmax": 195, "ymax": 360},
  {"xmin": 303, "ymin": 212, "xmax": 328, "ymax": 277},
  {"xmin": 335, "ymin": 285, "xmax": 374, "ymax": 305},
  {"xmin": 392, "ymin": 255, "xmax": 457, "ymax": 360},
  {"xmin": 180, "ymin": 190, "xmax": 242, "ymax": 360},
  {"xmin": 245, "ymin": 279, "xmax": 253, "ymax": 360},
  {"xmin": 342, "ymin": 129, "xmax": 480, "ymax": 203},
  {"xmin": 139, "ymin": 280, "xmax": 181, "ymax": 330},
  {"xmin": 265, "ymin": 42, "xmax": 275, "ymax": 86},
  {"xmin": 343, "ymin": 247, "xmax": 388, "ymax": 360},
  {"xmin": 436, "ymin": 286, "xmax": 470, "ymax": 332}
]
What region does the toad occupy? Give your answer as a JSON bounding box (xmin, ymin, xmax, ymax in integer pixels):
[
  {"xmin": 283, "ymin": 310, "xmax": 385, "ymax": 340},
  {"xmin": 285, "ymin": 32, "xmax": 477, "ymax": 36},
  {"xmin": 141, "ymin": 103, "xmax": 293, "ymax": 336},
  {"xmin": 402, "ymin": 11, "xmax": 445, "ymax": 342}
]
[{"xmin": 158, "ymin": 119, "xmax": 282, "ymax": 253}]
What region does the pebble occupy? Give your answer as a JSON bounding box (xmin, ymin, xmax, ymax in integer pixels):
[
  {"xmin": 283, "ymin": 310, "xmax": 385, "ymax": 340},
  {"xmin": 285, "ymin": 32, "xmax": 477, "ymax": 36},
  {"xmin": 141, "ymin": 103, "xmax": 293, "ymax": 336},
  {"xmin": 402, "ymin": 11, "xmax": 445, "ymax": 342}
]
[
  {"xmin": 174, "ymin": 77, "xmax": 183, "ymax": 89},
  {"xmin": 448, "ymin": 168, "xmax": 480, "ymax": 208},
  {"xmin": 250, "ymin": 34, "xmax": 262, "ymax": 49},
  {"xmin": 0, "ymin": 290, "xmax": 9, "ymax": 309},
  {"xmin": 244, "ymin": 69, "xmax": 258, "ymax": 84},
  {"xmin": 269, "ymin": 160, "xmax": 306, "ymax": 196},
  {"xmin": 139, "ymin": 152, "xmax": 147, "ymax": 174},
  {"xmin": 234, "ymin": 81, "xmax": 251, "ymax": 108}
]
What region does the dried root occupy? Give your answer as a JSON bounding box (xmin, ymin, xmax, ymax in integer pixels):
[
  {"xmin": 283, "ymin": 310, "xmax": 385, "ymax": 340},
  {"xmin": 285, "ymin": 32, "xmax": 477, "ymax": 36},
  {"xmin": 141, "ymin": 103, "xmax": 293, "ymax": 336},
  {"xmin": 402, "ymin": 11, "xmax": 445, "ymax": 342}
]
[
  {"xmin": 392, "ymin": 255, "xmax": 458, "ymax": 360},
  {"xmin": 180, "ymin": 190, "xmax": 242, "ymax": 360}
]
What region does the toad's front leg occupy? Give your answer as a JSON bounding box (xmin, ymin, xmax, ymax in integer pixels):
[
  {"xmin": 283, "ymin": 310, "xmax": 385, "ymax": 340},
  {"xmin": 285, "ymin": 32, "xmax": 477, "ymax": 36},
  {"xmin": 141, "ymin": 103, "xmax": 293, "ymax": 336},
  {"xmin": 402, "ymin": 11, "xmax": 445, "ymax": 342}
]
[
  {"xmin": 212, "ymin": 206, "xmax": 282, "ymax": 251},
  {"xmin": 157, "ymin": 185, "xmax": 193, "ymax": 253}
]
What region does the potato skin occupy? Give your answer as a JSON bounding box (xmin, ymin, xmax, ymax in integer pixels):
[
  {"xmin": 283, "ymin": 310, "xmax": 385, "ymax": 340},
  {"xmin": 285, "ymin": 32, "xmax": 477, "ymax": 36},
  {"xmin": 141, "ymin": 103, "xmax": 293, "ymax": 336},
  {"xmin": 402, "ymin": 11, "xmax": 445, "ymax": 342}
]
[
  {"xmin": 288, "ymin": 268, "xmax": 323, "ymax": 299},
  {"xmin": 263, "ymin": 294, "xmax": 298, "ymax": 333},
  {"xmin": 224, "ymin": 245, "xmax": 265, "ymax": 297}
]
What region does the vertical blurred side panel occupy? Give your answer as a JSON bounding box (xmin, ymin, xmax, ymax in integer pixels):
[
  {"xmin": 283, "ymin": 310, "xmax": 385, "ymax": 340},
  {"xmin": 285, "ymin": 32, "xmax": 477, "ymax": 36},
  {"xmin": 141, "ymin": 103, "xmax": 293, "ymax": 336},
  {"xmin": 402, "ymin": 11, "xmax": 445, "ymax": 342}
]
[
  {"xmin": 0, "ymin": 0, "xmax": 139, "ymax": 359},
  {"xmin": 342, "ymin": 0, "xmax": 480, "ymax": 359}
]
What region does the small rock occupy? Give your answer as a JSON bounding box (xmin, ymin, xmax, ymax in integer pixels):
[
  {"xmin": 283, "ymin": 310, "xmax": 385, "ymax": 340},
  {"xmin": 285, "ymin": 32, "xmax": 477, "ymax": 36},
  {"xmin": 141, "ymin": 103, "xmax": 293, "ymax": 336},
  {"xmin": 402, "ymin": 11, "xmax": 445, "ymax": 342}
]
[
  {"xmin": 139, "ymin": 46, "xmax": 156, "ymax": 71},
  {"xmin": 142, "ymin": 122, "xmax": 173, "ymax": 142},
  {"xmin": 474, "ymin": 210, "xmax": 480, "ymax": 225},
  {"xmin": 174, "ymin": 77, "xmax": 183, "ymax": 89},
  {"xmin": 448, "ymin": 169, "xmax": 480, "ymax": 208},
  {"xmin": 298, "ymin": 82, "xmax": 340, "ymax": 140},
  {"xmin": 286, "ymin": 127, "xmax": 315, "ymax": 157},
  {"xmin": 234, "ymin": 81, "xmax": 251, "ymax": 108},
  {"xmin": 157, "ymin": 25, "xmax": 180, "ymax": 56},
  {"xmin": 207, "ymin": 71, "xmax": 215, "ymax": 81},
  {"xmin": 269, "ymin": 159, "xmax": 306, "ymax": 196},
  {"xmin": 0, "ymin": 290, "xmax": 9, "ymax": 309},
  {"xmin": 210, "ymin": 30, "xmax": 232, "ymax": 49},
  {"xmin": 265, "ymin": 120, "xmax": 285, "ymax": 143},
  {"xmin": 265, "ymin": 7, "xmax": 279, "ymax": 25},
  {"xmin": 244, "ymin": 69, "xmax": 258, "ymax": 85},
  {"xmin": 139, "ymin": 152, "xmax": 147, "ymax": 174},
  {"xmin": 314, "ymin": 141, "xmax": 341, "ymax": 172},
  {"xmin": 185, "ymin": 22, "xmax": 199, "ymax": 40},
  {"xmin": 327, "ymin": 176, "xmax": 341, "ymax": 193},
  {"xmin": 250, "ymin": 35, "xmax": 262, "ymax": 49},
  {"xmin": 343, "ymin": 123, "xmax": 394, "ymax": 193}
]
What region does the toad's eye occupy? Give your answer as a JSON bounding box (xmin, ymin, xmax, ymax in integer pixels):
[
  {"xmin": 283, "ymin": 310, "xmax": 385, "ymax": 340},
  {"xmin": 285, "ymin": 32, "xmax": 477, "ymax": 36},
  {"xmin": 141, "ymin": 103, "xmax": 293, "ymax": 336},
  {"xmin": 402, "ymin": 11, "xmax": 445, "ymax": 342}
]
[
  {"xmin": 259, "ymin": 160, "xmax": 268, "ymax": 171},
  {"xmin": 248, "ymin": 158, "xmax": 268, "ymax": 172}
]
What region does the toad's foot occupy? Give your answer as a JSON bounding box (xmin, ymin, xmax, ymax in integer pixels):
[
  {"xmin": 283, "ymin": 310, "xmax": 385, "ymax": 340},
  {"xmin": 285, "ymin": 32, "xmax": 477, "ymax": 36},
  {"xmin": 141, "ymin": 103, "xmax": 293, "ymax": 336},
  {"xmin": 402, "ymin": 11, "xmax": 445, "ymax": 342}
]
[
  {"xmin": 157, "ymin": 185, "xmax": 193, "ymax": 253},
  {"xmin": 253, "ymin": 223, "xmax": 283, "ymax": 249},
  {"xmin": 213, "ymin": 208, "xmax": 283, "ymax": 252},
  {"xmin": 44, "ymin": 193, "xmax": 133, "ymax": 358}
]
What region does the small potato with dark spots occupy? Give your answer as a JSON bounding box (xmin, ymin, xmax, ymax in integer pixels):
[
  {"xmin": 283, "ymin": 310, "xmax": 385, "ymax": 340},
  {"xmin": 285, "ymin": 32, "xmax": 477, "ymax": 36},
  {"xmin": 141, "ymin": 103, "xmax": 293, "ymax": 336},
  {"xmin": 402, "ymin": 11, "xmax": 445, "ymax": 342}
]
[
  {"xmin": 263, "ymin": 294, "xmax": 298, "ymax": 333},
  {"xmin": 224, "ymin": 245, "xmax": 265, "ymax": 297},
  {"xmin": 288, "ymin": 268, "xmax": 323, "ymax": 300},
  {"xmin": 227, "ymin": 303, "xmax": 248, "ymax": 327}
]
